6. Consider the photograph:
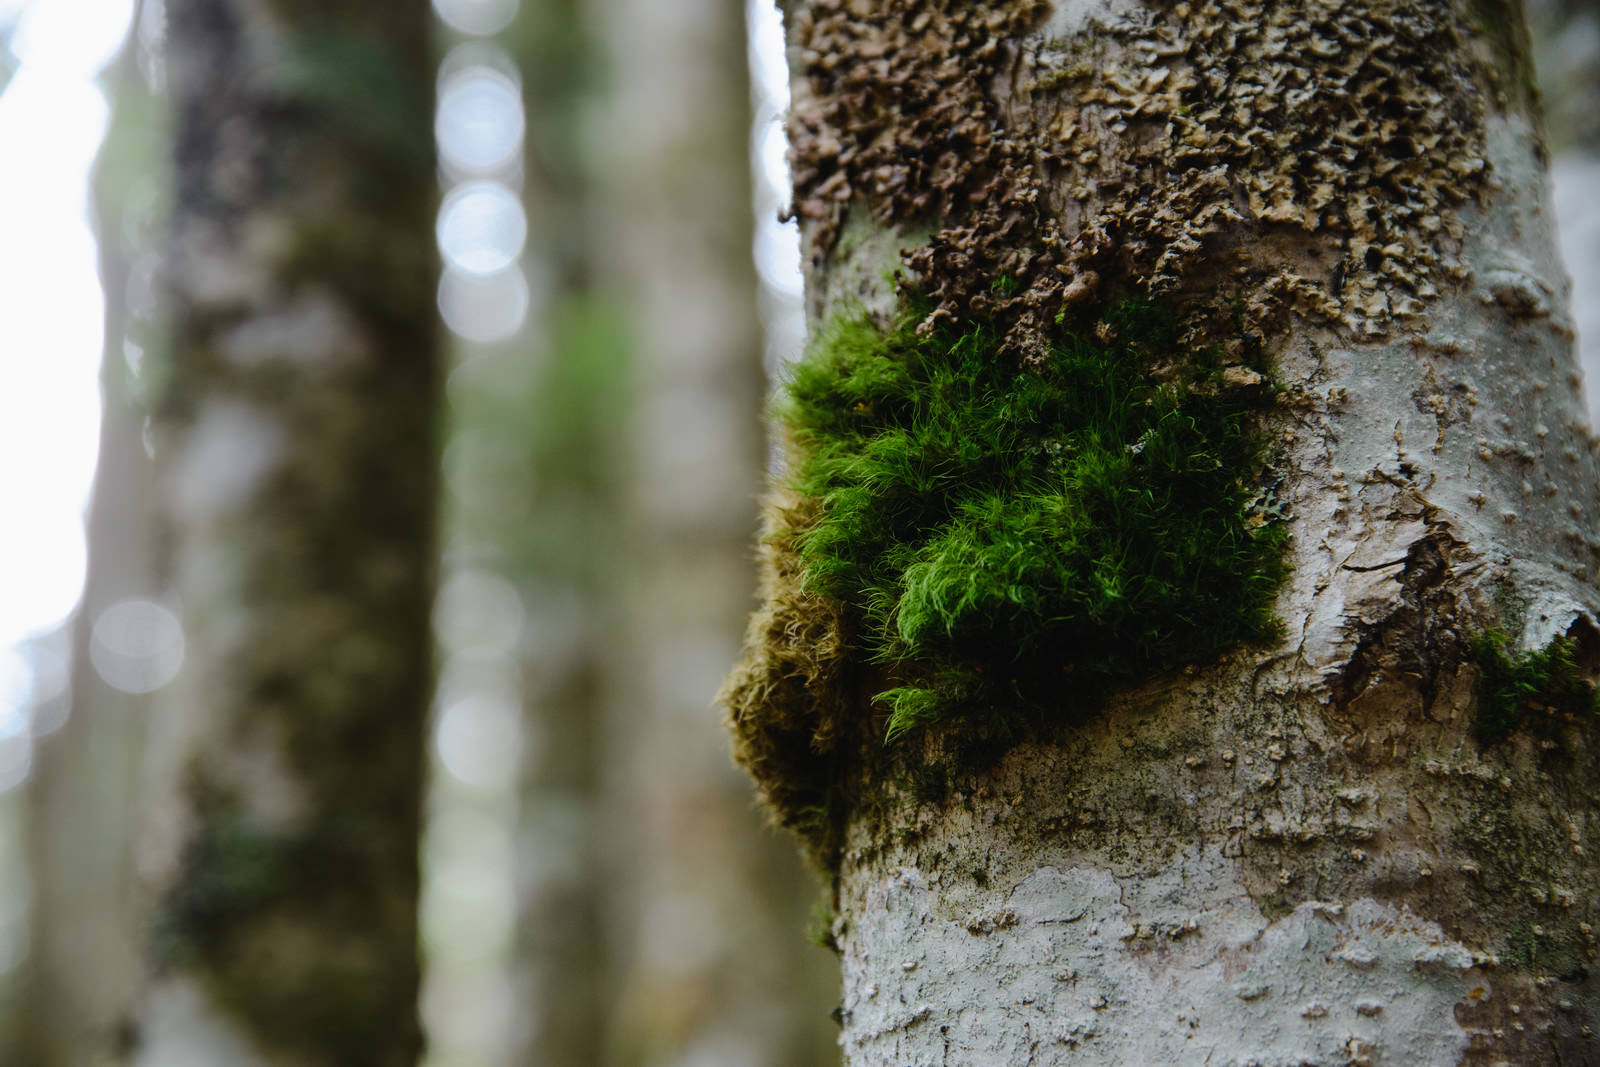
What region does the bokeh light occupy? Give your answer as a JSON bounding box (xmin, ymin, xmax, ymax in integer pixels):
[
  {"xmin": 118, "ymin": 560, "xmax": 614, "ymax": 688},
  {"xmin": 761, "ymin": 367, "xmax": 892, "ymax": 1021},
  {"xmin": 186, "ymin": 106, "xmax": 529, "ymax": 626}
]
[
  {"xmin": 431, "ymin": 0, "xmax": 517, "ymax": 38},
  {"xmin": 8, "ymin": 0, "xmax": 133, "ymax": 76},
  {"xmin": 88, "ymin": 598, "xmax": 185, "ymax": 695},
  {"xmin": 1551, "ymin": 152, "xmax": 1600, "ymax": 422},
  {"xmin": 435, "ymin": 691, "xmax": 523, "ymax": 790},
  {"xmin": 0, "ymin": 0, "xmax": 134, "ymax": 782},
  {"xmin": 425, "ymin": 5, "xmax": 532, "ymax": 1057},
  {"xmin": 437, "ymin": 62, "xmax": 523, "ymax": 174},
  {"xmin": 433, "ymin": 568, "xmax": 526, "ymax": 661},
  {"xmin": 437, "ymin": 264, "xmax": 530, "ymax": 344},
  {"xmin": 438, "ymin": 180, "xmax": 527, "ymax": 275},
  {"xmin": 748, "ymin": 0, "xmax": 807, "ymax": 384}
]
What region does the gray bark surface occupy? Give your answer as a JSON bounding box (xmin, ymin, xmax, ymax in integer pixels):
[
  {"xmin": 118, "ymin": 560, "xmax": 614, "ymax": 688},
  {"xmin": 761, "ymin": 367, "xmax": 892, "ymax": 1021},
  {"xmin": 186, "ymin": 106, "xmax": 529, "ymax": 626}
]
[{"xmin": 746, "ymin": 0, "xmax": 1600, "ymax": 1062}]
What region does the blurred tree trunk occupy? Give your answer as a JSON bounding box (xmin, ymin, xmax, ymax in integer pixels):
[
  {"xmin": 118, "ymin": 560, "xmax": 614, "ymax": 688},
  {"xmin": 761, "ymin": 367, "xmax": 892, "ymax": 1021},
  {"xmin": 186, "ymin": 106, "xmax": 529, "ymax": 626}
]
[
  {"xmin": 1529, "ymin": 0, "xmax": 1600, "ymax": 153},
  {"xmin": 498, "ymin": 6, "xmax": 615, "ymax": 1062},
  {"xmin": 587, "ymin": 1, "xmax": 839, "ymax": 1064},
  {"xmin": 23, "ymin": 19, "xmax": 164, "ymax": 1065},
  {"xmin": 127, "ymin": 3, "xmax": 438, "ymax": 1064},
  {"xmin": 730, "ymin": 1, "xmax": 1600, "ymax": 1062},
  {"xmin": 1529, "ymin": 0, "xmax": 1600, "ymax": 423}
]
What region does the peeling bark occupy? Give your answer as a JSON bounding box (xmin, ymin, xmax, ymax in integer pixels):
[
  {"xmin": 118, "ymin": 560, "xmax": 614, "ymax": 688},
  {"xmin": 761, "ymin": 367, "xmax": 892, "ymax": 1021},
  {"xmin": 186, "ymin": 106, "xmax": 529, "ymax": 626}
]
[{"xmin": 730, "ymin": 0, "xmax": 1600, "ymax": 1061}]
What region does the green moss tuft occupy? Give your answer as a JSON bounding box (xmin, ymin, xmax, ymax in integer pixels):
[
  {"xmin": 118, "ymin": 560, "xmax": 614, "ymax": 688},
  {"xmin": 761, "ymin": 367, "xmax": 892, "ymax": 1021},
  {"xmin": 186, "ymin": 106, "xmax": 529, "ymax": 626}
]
[
  {"xmin": 1471, "ymin": 629, "xmax": 1600, "ymax": 745},
  {"xmin": 776, "ymin": 297, "xmax": 1288, "ymax": 741}
]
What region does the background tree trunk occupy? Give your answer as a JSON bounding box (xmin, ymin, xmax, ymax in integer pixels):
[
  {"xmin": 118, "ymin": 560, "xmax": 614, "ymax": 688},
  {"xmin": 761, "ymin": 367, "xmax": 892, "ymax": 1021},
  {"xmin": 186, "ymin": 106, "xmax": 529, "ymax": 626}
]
[
  {"xmin": 425, "ymin": 5, "xmax": 619, "ymax": 1062},
  {"xmin": 732, "ymin": 0, "xmax": 1600, "ymax": 1062},
  {"xmin": 1529, "ymin": 0, "xmax": 1600, "ymax": 423},
  {"xmin": 590, "ymin": 0, "xmax": 841, "ymax": 1062},
  {"xmin": 502, "ymin": 4, "xmax": 615, "ymax": 1058},
  {"xmin": 24, "ymin": 16, "xmax": 165, "ymax": 1063},
  {"xmin": 128, "ymin": 3, "xmax": 438, "ymax": 1063}
]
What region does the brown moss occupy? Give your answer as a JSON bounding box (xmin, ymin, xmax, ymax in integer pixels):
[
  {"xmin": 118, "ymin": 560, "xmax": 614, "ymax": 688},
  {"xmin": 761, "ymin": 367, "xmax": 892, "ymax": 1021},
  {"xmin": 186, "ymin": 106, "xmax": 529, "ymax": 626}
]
[{"xmin": 719, "ymin": 489, "xmax": 855, "ymax": 867}]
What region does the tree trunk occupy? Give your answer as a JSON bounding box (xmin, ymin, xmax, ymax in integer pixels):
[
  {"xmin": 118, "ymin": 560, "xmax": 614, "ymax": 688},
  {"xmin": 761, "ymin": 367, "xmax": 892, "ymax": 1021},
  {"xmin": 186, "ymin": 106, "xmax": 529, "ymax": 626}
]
[
  {"xmin": 1529, "ymin": 0, "xmax": 1600, "ymax": 425},
  {"xmin": 26, "ymin": 66, "xmax": 160, "ymax": 1067},
  {"xmin": 589, "ymin": 0, "xmax": 841, "ymax": 1062},
  {"xmin": 428, "ymin": 5, "xmax": 617, "ymax": 1062},
  {"xmin": 23, "ymin": 19, "xmax": 167, "ymax": 1063},
  {"xmin": 129, "ymin": 4, "xmax": 438, "ymax": 1064},
  {"xmin": 727, "ymin": 0, "xmax": 1600, "ymax": 1062}
]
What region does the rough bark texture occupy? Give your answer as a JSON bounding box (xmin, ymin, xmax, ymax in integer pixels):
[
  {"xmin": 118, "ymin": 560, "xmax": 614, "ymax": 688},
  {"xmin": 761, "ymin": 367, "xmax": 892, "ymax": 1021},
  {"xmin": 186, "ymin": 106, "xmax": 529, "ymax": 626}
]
[
  {"xmin": 589, "ymin": 0, "xmax": 841, "ymax": 1062},
  {"xmin": 129, "ymin": 4, "xmax": 438, "ymax": 1064},
  {"xmin": 727, "ymin": 0, "xmax": 1600, "ymax": 1062}
]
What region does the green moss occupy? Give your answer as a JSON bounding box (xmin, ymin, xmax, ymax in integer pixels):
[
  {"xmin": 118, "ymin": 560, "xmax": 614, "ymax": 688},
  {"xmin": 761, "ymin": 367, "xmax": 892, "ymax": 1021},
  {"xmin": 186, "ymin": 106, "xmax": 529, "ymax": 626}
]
[
  {"xmin": 1471, "ymin": 629, "xmax": 1600, "ymax": 745},
  {"xmin": 806, "ymin": 897, "xmax": 841, "ymax": 953},
  {"xmin": 151, "ymin": 814, "xmax": 297, "ymax": 960},
  {"xmin": 1503, "ymin": 918, "xmax": 1587, "ymax": 978},
  {"xmin": 776, "ymin": 296, "xmax": 1287, "ymax": 743}
]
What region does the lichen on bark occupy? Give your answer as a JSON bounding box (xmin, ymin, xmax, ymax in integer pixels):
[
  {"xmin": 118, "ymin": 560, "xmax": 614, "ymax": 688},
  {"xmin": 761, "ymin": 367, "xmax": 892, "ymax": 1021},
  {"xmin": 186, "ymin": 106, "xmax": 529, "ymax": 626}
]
[{"xmin": 786, "ymin": 0, "xmax": 1501, "ymax": 360}]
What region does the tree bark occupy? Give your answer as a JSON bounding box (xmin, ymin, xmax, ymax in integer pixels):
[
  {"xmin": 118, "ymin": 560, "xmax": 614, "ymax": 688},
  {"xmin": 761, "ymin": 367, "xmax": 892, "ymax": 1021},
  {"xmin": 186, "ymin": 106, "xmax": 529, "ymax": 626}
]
[
  {"xmin": 129, "ymin": 4, "xmax": 438, "ymax": 1064},
  {"xmin": 729, "ymin": 0, "xmax": 1600, "ymax": 1062}
]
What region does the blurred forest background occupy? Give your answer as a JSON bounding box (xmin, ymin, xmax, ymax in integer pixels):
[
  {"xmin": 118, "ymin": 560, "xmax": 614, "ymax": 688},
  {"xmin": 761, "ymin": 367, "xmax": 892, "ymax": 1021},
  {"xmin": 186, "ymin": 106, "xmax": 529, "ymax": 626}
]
[{"xmin": 0, "ymin": 0, "xmax": 1592, "ymax": 1065}]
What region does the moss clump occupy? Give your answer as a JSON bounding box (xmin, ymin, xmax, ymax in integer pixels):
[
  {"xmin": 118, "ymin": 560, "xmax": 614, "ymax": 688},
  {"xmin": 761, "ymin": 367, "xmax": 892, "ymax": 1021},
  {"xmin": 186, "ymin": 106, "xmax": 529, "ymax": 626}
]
[
  {"xmin": 1471, "ymin": 629, "xmax": 1600, "ymax": 745},
  {"xmin": 776, "ymin": 298, "xmax": 1287, "ymax": 741},
  {"xmin": 719, "ymin": 489, "xmax": 852, "ymax": 867}
]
